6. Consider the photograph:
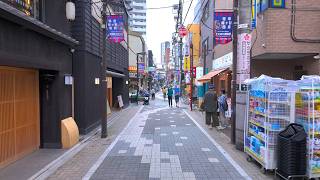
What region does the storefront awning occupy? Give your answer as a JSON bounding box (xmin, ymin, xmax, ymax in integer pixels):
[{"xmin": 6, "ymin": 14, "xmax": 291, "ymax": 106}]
[
  {"xmin": 197, "ymin": 69, "xmax": 227, "ymax": 82},
  {"xmin": 106, "ymin": 70, "xmax": 125, "ymax": 78}
]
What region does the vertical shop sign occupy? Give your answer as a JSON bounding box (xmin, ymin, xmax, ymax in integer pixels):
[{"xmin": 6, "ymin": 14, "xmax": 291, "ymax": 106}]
[
  {"xmin": 196, "ymin": 67, "xmax": 204, "ymax": 79},
  {"xmin": 214, "ymin": 12, "xmax": 233, "ymax": 44},
  {"xmin": 251, "ymin": 0, "xmax": 257, "ymax": 29},
  {"xmin": 237, "ymin": 33, "xmax": 251, "ymax": 90},
  {"xmin": 138, "ymin": 63, "xmax": 145, "ymax": 74},
  {"xmin": 107, "ymin": 15, "xmax": 124, "ymax": 43},
  {"xmin": 270, "ymin": 0, "xmax": 285, "ymax": 8}
]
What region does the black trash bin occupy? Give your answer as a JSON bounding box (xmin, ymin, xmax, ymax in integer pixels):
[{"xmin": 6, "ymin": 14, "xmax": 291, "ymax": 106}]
[{"xmin": 277, "ymin": 123, "xmax": 307, "ymax": 178}]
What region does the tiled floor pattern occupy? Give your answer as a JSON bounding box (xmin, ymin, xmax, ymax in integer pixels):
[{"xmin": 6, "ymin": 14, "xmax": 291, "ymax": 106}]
[{"xmin": 90, "ymin": 103, "xmax": 246, "ymax": 180}]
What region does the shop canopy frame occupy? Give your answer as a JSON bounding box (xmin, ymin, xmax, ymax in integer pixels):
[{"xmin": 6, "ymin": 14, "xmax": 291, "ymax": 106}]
[{"xmin": 196, "ymin": 68, "xmax": 228, "ymax": 83}]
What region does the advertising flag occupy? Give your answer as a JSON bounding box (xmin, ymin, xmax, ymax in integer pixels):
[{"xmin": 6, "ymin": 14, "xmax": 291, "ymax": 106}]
[
  {"xmin": 107, "ymin": 15, "xmax": 124, "ymax": 43},
  {"xmin": 214, "ymin": 12, "xmax": 233, "ymax": 44}
]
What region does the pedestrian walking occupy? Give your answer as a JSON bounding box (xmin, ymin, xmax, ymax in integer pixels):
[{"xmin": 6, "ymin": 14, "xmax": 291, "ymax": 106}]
[
  {"xmin": 151, "ymin": 88, "xmax": 155, "ymax": 100},
  {"xmin": 162, "ymin": 87, "xmax": 167, "ymax": 101},
  {"xmin": 203, "ymin": 84, "xmax": 219, "ymax": 129},
  {"xmin": 167, "ymin": 86, "xmax": 173, "ymax": 107},
  {"xmin": 218, "ymin": 90, "xmax": 228, "ymax": 130},
  {"xmin": 174, "ymin": 86, "xmax": 180, "ymax": 108}
]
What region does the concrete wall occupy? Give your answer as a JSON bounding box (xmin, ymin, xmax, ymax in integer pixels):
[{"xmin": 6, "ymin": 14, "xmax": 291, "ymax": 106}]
[
  {"xmin": 129, "ymin": 34, "xmax": 145, "ymax": 67},
  {"xmin": 252, "ymin": 0, "xmax": 320, "ymax": 57},
  {"xmin": 200, "ymin": 0, "xmax": 214, "ymax": 71},
  {"xmin": 252, "ymin": 57, "xmax": 320, "ymax": 80}
]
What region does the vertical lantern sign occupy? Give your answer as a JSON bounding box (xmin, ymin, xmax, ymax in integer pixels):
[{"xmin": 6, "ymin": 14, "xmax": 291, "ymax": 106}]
[
  {"xmin": 214, "ymin": 12, "xmax": 233, "ymax": 44},
  {"xmin": 107, "ymin": 15, "xmax": 124, "ymax": 43}
]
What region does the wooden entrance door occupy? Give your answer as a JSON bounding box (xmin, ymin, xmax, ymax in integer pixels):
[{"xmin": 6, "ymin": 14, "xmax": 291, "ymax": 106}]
[{"xmin": 0, "ymin": 67, "xmax": 40, "ymax": 168}]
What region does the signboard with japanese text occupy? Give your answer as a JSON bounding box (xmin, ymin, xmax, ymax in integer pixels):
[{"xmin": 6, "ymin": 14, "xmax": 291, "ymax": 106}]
[
  {"xmin": 138, "ymin": 63, "xmax": 145, "ymax": 73},
  {"xmin": 129, "ymin": 72, "xmax": 137, "ymax": 78},
  {"xmin": 107, "ymin": 15, "xmax": 124, "ymax": 43},
  {"xmin": 214, "ymin": 12, "xmax": 233, "ymax": 44},
  {"xmin": 212, "ymin": 52, "xmax": 233, "ymax": 70},
  {"xmin": 237, "ymin": 33, "xmax": 251, "ymax": 87},
  {"xmin": 184, "ymin": 56, "xmax": 190, "ymax": 71},
  {"xmin": 237, "ymin": 33, "xmax": 251, "ymax": 75},
  {"xmin": 196, "ymin": 67, "xmax": 203, "ymax": 79},
  {"xmin": 251, "ymin": 0, "xmax": 257, "ymax": 29}
]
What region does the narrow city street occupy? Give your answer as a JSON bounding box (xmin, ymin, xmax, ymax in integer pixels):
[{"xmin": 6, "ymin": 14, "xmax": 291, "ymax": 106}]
[{"xmin": 82, "ymin": 97, "xmax": 250, "ymax": 180}]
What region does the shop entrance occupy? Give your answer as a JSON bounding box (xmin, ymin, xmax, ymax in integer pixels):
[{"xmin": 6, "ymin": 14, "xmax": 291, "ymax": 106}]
[{"xmin": 0, "ymin": 66, "xmax": 40, "ymax": 168}]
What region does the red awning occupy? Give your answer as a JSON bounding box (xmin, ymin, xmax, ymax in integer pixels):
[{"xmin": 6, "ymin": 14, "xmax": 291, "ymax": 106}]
[{"xmin": 197, "ymin": 69, "xmax": 226, "ymax": 82}]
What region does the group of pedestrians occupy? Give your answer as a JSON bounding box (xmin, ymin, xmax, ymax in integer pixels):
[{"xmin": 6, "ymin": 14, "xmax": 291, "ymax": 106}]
[
  {"xmin": 202, "ymin": 84, "xmax": 229, "ymax": 130},
  {"xmin": 162, "ymin": 85, "xmax": 180, "ymax": 108}
]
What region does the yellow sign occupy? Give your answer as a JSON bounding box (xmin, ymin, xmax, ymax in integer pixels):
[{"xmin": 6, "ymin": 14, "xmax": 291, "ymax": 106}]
[{"xmin": 184, "ymin": 56, "xmax": 190, "ymax": 71}]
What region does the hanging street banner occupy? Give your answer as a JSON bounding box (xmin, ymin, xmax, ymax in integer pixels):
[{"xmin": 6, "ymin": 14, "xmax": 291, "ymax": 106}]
[
  {"xmin": 237, "ymin": 33, "xmax": 252, "ymax": 86},
  {"xmin": 214, "ymin": 12, "xmax": 233, "ymax": 44},
  {"xmin": 107, "ymin": 15, "xmax": 124, "ymax": 43}
]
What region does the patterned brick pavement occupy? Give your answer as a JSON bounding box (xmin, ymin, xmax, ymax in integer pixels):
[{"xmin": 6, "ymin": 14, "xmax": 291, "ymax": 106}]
[{"xmin": 85, "ymin": 100, "xmax": 251, "ymax": 180}]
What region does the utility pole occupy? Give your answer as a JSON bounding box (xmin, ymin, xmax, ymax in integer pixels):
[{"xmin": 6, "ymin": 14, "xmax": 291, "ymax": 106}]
[
  {"xmin": 231, "ymin": 0, "xmax": 252, "ymax": 145},
  {"xmin": 203, "ymin": 43, "xmax": 207, "ymax": 94},
  {"xmin": 101, "ymin": 0, "xmax": 107, "ymax": 138},
  {"xmin": 178, "ymin": 0, "xmax": 183, "ymax": 97},
  {"xmin": 190, "ymin": 43, "xmax": 194, "ymax": 111}
]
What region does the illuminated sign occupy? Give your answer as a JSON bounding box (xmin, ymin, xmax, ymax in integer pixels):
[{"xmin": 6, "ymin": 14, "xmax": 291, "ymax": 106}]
[{"xmin": 3, "ymin": 0, "xmax": 34, "ymax": 16}]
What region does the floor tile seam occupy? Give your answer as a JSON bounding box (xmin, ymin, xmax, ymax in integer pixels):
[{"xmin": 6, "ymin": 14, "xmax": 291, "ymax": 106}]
[
  {"xmin": 183, "ymin": 109, "xmax": 252, "ymax": 180},
  {"xmin": 82, "ymin": 105, "xmax": 144, "ymax": 180}
]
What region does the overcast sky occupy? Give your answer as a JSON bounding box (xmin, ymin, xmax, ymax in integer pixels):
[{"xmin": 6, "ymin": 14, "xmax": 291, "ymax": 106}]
[{"xmin": 146, "ymin": 0, "xmax": 197, "ymax": 64}]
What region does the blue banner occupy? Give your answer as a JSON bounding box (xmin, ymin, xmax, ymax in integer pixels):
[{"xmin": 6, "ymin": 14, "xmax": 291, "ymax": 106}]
[
  {"xmin": 214, "ymin": 12, "xmax": 233, "ymax": 44},
  {"xmin": 107, "ymin": 15, "xmax": 124, "ymax": 43},
  {"xmin": 251, "ymin": 0, "xmax": 257, "ymax": 29}
]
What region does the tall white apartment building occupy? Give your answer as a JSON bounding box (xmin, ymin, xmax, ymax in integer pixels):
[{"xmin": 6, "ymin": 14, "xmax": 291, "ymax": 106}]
[{"xmin": 126, "ymin": 0, "xmax": 147, "ymax": 38}]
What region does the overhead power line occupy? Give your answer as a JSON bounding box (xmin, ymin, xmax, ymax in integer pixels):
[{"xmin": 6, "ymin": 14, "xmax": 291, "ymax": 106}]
[
  {"xmin": 146, "ymin": 0, "xmax": 191, "ymax": 10},
  {"xmin": 187, "ymin": 0, "xmax": 206, "ymax": 31},
  {"xmin": 183, "ymin": 0, "xmax": 194, "ymax": 25}
]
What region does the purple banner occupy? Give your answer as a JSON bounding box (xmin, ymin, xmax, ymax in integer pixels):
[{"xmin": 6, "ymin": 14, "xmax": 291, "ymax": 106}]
[
  {"xmin": 214, "ymin": 12, "xmax": 233, "ymax": 44},
  {"xmin": 107, "ymin": 15, "xmax": 124, "ymax": 43}
]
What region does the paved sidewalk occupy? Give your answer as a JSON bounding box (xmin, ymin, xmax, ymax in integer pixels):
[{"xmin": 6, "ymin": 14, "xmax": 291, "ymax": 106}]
[
  {"xmin": 185, "ymin": 110, "xmax": 273, "ymax": 180},
  {"xmin": 85, "ymin": 100, "xmax": 250, "ymax": 180},
  {"xmin": 46, "ymin": 105, "xmax": 142, "ymax": 180}
]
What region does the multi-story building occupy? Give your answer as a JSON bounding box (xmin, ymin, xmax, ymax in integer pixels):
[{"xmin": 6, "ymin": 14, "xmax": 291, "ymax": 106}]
[
  {"xmin": 128, "ymin": 31, "xmax": 146, "ymax": 92},
  {"xmin": 161, "ymin": 41, "xmax": 171, "ymax": 70},
  {"xmin": 193, "ymin": 0, "xmax": 202, "ymax": 23},
  {"xmin": 126, "ymin": 0, "xmax": 147, "ymax": 39},
  {"xmin": 251, "ymin": 0, "xmax": 320, "ymax": 80},
  {"xmin": 0, "ymin": 0, "xmax": 77, "ymax": 167}
]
